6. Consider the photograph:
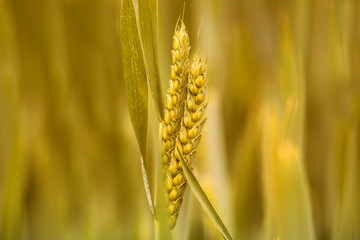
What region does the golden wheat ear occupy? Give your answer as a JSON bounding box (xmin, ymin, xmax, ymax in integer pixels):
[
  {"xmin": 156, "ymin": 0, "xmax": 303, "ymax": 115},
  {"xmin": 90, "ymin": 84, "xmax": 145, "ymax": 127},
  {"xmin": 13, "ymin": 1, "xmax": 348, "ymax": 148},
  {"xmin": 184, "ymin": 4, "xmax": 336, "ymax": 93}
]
[
  {"xmin": 168, "ymin": 52, "xmax": 208, "ymax": 229},
  {"xmin": 160, "ymin": 18, "xmax": 190, "ymax": 229},
  {"xmin": 161, "ymin": 19, "xmax": 190, "ymax": 167}
]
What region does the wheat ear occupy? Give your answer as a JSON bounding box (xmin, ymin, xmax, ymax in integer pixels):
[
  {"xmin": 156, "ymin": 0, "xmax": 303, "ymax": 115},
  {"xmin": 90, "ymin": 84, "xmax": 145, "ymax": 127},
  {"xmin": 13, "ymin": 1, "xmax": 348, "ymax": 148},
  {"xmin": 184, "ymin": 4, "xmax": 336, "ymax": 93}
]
[
  {"xmin": 176, "ymin": 51, "xmax": 208, "ymax": 191},
  {"xmin": 179, "ymin": 52, "xmax": 208, "ymax": 156},
  {"xmin": 160, "ymin": 20, "xmax": 190, "ymax": 229},
  {"xmin": 167, "ymin": 52, "xmax": 208, "ymax": 229}
]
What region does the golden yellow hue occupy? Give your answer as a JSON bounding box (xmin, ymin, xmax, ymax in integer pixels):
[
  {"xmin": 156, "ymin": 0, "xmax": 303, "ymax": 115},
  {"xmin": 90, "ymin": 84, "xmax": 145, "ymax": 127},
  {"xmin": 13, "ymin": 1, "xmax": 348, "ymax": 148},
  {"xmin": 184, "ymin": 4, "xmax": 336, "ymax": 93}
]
[
  {"xmin": 161, "ymin": 20, "xmax": 190, "ymax": 229},
  {"xmin": 0, "ymin": 0, "xmax": 359, "ymax": 239}
]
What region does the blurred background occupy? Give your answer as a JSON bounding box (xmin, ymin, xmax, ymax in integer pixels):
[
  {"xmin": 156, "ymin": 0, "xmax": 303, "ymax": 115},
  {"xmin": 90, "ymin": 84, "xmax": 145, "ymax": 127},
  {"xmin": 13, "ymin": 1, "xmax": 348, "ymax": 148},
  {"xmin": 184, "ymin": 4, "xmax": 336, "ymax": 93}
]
[{"xmin": 0, "ymin": 0, "xmax": 359, "ymax": 239}]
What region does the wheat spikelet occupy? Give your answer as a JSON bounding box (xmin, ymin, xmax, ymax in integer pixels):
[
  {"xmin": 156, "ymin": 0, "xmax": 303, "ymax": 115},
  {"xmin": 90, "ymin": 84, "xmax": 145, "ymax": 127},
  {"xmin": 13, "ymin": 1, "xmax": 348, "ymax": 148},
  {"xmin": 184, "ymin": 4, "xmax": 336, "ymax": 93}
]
[{"xmin": 160, "ymin": 20, "xmax": 190, "ymax": 229}]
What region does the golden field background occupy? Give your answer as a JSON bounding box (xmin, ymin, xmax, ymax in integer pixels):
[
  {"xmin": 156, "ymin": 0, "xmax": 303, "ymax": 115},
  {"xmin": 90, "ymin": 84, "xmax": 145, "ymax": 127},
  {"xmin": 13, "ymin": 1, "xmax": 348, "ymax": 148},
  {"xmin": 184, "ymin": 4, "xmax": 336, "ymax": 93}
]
[{"xmin": 0, "ymin": 0, "xmax": 359, "ymax": 239}]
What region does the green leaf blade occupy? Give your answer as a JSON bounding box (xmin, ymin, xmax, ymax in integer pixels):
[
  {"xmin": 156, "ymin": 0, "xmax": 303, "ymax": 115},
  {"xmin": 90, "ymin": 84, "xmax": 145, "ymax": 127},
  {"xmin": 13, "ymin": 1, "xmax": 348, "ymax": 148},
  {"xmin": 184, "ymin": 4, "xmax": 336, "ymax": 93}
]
[
  {"xmin": 176, "ymin": 145, "xmax": 234, "ymax": 240},
  {"xmin": 138, "ymin": 0, "xmax": 164, "ymax": 121},
  {"xmin": 120, "ymin": 0, "xmax": 148, "ymax": 158},
  {"xmin": 120, "ymin": 0, "xmax": 155, "ymax": 218}
]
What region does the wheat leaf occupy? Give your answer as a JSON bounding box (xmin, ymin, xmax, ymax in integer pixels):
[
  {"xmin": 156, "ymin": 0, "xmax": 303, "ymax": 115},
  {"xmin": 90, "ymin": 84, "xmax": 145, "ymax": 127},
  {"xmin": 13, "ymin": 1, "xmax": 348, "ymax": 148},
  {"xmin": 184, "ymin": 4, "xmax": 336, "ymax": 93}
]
[
  {"xmin": 176, "ymin": 145, "xmax": 233, "ymax": 240},
  {"xmin": 138, "ymin": 0, "xmax": 164, "ymax": 121},
  {"xmin": 120, "ymin": 0, "xmax": 155, "ymax": 218}
]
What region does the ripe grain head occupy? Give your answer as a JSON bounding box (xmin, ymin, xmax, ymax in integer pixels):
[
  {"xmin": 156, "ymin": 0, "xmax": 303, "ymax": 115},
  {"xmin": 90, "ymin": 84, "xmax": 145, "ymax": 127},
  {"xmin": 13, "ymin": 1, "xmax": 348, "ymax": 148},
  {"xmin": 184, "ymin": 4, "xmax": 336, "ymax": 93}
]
[{"xmin": 160, "ymin": 19, "xmax": 190, "ymax": 229}]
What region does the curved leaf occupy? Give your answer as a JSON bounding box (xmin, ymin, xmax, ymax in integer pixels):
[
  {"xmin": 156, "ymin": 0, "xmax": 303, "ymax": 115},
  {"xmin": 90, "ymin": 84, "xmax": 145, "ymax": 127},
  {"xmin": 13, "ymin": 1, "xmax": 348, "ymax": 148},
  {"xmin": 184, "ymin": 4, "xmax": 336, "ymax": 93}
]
[
  {"xmin": 138, "ymin": 0, "xmax": 164, "ymax": 121},
  {"xmin": 175, "ymin": 145, "xmax": 234, "ymax": 240},
  {"xmin": 120, "ymin": 0, "xmax": 155, "ymax": 218}
]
